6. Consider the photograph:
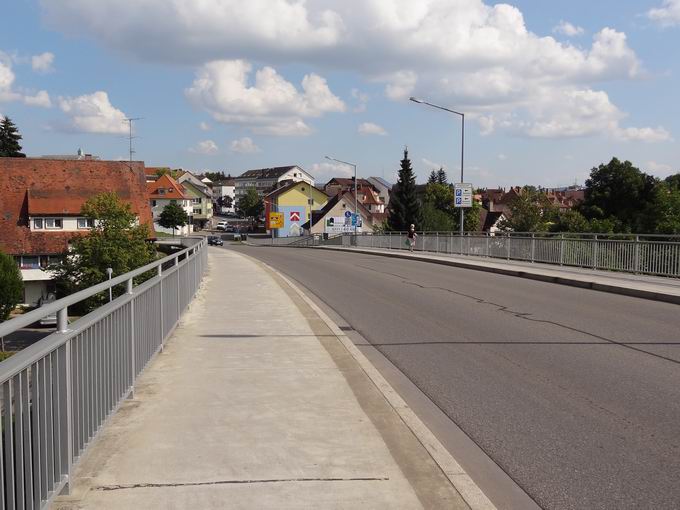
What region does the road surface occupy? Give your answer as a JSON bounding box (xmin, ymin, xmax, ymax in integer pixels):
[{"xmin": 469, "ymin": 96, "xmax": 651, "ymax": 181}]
[{"xmin": 229, "ymin": 245, "xmax": 680, "ymax": 510}]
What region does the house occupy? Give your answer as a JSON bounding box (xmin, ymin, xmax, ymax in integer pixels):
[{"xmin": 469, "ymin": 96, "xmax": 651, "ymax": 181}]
[
  {"xmin": 366, "ymin": 176, "xmax": 392, "ymax": 207},
  {"xmin": 0, "ymin": 158, "xmax": 153, "ymax": 306},
  {"xmin": 147, "ymin": 174, "xmax": 194, "ymax": 236},
  {"xmin": 303, "ymin": 191, "xmax": 377, "ymax": 235},
  {"xmin": 212, "ymin": 178, "xmax": 236, "ymax": 215},
  {"xmin": 177, "ymin": 172, "xmax": 213, "ymax": 229},
  {"xmin": 235, "ymin": 165, "xmax": 315, "ymax": 198},
  {"xmin": 264, "ymin": 181, "xmax": 329, "ymax": 237},
  {"xmin": 479, "ymin": 209, "xmax": 506, "ymax": 233},
  {"xmin": 324, "ymin": 177, "xmax": 376, "ymax": 197}
]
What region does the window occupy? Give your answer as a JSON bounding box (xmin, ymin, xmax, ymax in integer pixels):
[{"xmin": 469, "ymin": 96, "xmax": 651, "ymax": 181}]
[
  {"xmin": 152, "ymin": 200, "xmax": 157, "ymax": 207},
  {"xmin": 192, "ymin": 198, "xmax": 201, "ymax": 204},
  {"xmin": 21, "ymin": 256, "xmax": 40, "ymax": 269},
  {"xmin": 34, "ymin": 218, "xmax": 44, "ymax": 229},
  {"xmin": 77, "ymin": 218, "xmax": 94, "ymax": 229},
  {"xmin": 45, "ymin": 218, "xmax": 63, "ymax": 229},
  {"xmin": 193, "ymin": 208, "xmax": 202, "ymax": 214},
  {"xmin": 158, "ymin": 189, "xmax": 166, "ymax": 195},
  {"xmin": 170, "ymin": 200, "xmax": 176, "ymax": 204}
]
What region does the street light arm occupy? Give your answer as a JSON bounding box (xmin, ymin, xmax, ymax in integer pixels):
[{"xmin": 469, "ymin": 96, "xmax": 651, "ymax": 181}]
[
  {"xmin": 409, "ymin": 97, "xmax": 464, "ymax": 118},
  {"xmin": 325, "ymin": 155, "xmax": 357, "ymax": 169}
]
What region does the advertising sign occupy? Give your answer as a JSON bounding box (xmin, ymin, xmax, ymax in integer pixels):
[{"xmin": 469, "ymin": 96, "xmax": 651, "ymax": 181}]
[
  {"xmin": 267, "ymin": 212, "xmax": 284, "ymax": 229},
  {"xmin": 325, "ymin": 215, "xmax": 362, "ymax": 233}
]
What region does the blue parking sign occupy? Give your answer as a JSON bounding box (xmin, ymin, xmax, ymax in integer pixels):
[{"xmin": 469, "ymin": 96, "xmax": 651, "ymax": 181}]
[
  {"xmin": 455, "ymin": 189, "xmax": 462, "ymax": 196},
  {"xmin": 456, "ymin": 197, "xmax": 462, "ymax": 205}
]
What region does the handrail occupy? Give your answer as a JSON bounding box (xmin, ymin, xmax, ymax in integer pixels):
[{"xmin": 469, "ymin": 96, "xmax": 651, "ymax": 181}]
[{"xmin": 0, "ymin": 237, "xmax": 204, "ymax": 336}]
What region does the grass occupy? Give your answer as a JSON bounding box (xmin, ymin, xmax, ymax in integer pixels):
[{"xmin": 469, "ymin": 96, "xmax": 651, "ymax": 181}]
[{"xmin": 0, "ymin": 352, "xmax": 15, "ymax": 362}]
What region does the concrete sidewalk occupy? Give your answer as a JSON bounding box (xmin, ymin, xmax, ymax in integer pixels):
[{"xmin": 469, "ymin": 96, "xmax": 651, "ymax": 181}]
[
  {"xmin": 320, "ymin": 246, "xmax": 680, "ymax": 305},
  {"xmin": 54, "ymin": 249, "xmax": 481, "ymax": 510}
]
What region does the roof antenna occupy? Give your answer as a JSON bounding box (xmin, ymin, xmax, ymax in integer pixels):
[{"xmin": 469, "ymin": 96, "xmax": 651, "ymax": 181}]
[{"xmin": 124, "ymin": 117, "xmax": 143, "ymax": 164}]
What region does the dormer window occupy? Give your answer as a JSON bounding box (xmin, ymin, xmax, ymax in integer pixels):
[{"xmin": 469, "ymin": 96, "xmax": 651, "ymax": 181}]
[
  {"xmin": 34, "ymin": 218, "xmax": 44, "ymax": 229},
  {"xmin": 158, "ymin": 189, "xmax": 166, "ymax": 195},
  {"xmin": 77, "ymin": 218, "xmax": 94, "ymax": 229},
  {"xmin": 45, "ymin": 218, "xmax": 63, "ymax": 229}
]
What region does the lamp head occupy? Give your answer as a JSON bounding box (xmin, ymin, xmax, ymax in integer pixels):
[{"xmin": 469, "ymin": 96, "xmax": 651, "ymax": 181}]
[{"xmin": 409, "ymin": 97, "xmax": 423, "ymax": 104}]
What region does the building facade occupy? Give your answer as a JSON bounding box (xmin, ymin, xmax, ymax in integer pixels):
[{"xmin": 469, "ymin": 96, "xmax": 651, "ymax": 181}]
[
  {"xmin": 147, "ymin": 174, "xmax": 194, "ymax": 236},
  {"xmin": 264, "ymin": 181, "xmax": 329, "ymax": 237},
  {"xmin": 235, "ymin": 166, "xmax": 315, "ymax": 199}
]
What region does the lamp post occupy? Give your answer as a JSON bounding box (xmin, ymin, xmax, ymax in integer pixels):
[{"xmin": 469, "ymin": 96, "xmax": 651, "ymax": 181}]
[
  {"xmin": 325, "ymin": 156, "xmax": 358, "ymax": 235},
  {"xmin": 410, "ymin": 97, "xmax": 465, "ymax": 238}
]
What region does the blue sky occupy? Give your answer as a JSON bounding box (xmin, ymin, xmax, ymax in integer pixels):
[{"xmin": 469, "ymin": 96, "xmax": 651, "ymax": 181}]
[{"xmin": 1, "ymin": 0, "xmax": 679, "ymax": 188}]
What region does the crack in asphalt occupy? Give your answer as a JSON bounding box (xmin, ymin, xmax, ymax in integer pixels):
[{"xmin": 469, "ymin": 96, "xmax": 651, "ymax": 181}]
[
  {"xmin": 95, "ymin": 476, "xmax": 390, "ymax": 491},
  {"xmin": 357, "ymin": 264, "xmax": 680, "ymax": 366}
]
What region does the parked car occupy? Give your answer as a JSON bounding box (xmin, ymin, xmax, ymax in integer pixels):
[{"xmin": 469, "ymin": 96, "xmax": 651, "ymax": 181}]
[
  {"xmin": 225, "ymin": 224, "xmax": 235, "ymax": 232},
  {"xmin": 207, "ymin": 236, "xmax": 223, "ymax": 246},
  {"xmin": 215, "ymin": 221, "xmax": 228, "ymax": 231}
]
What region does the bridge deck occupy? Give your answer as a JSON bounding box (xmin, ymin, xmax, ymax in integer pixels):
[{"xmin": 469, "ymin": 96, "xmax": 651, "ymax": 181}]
[{"xmin": 53, "ymin": 249, "xmax": 470, "ymax": 509}]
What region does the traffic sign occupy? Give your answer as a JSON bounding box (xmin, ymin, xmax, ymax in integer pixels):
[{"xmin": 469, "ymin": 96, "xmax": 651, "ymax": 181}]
[
  {"xmin": 290, "ymin": 211, "xmax": 301, "ymax": 222},
  {"xmin": 268, "ymin": 212, "xmax": 284, "ymax": 229},
  {"xmin": 453, "ymin": 183, "xmax": 473, "ymax": 208},
  {"xmin": 344, "ymin": 210, "xmax": 352, "ymax": 218}
]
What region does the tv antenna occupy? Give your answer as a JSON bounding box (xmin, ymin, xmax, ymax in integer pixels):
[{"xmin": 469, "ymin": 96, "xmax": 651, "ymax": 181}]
[{"xmin": 124, "ymin": 117, "xmax": 143, "ymax": 163}]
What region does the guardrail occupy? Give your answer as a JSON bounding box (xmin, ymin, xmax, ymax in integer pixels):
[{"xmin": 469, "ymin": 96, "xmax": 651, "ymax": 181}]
[
  {"xmin": 340, "ymin": 232, "xmax": 680, "ymax": 278},
  {"xmin": 0, "ymin": 237, "xmax": 207, "ymax": 509}
]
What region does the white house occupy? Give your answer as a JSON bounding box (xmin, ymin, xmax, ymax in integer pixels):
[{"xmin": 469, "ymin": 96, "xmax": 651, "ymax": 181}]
[
  {"xmin": 147, "ymin": 174, "xmax": 194, "ymax": 236},
  {"xmin": 235, "ymin": 165, "xmax": 315, "ymax": 198}
]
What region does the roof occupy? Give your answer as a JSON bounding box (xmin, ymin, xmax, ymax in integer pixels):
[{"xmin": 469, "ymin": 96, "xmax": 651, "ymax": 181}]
[
  {"xmin": 367, "ymin": 176, "xmax": 393, "ymax": 189},
  {"xmin": 304, "ymin": 191, "xmax": 374, "ymax": 229},
  {"xmin": 236, "ymin": 166, "xmax": 300, "ymax": 180},
  {"xmin": 265, "ymin": 180, "xmax": 329, "ymax": 200},
  {"xmin": 147, "ymin": 174, "xmax": 188, "ymax": 200},
  {"xmin": 0, "ymin": 158, "xmax": 154, "ymax": 256},
  {"xmin": 481, "ymin": 210, "xmax": 505, "ymax": 231},
  {"xmin": 325, "ymin": 177, "xmax": 375, "ymax": 188}
]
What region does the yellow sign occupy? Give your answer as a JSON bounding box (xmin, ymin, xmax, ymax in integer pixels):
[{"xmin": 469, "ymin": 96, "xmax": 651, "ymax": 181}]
[{"xmin": 268, "ymin": 212, "xmax": 284, "ymax": 229}]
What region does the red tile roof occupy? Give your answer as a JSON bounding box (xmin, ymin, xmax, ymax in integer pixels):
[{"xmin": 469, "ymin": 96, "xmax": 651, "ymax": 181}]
[
  {"xmin": 0, "ymin": 158, "xmax": 154, "ymax": 256},
  {"xmin": 146, "ymin": 174, "xmax": 188, "ymax": 199}
]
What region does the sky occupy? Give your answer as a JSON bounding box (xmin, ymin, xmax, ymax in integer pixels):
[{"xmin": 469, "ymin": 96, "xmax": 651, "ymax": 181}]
[{"xmin": 1, "ymin": 0, "xmax": 679, "ymax": 188}]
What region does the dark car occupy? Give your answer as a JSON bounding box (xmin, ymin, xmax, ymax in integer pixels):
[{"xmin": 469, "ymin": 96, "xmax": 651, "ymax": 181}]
[{"xmin": 207, "ymin": 236, "xmax": 223, "ymax": 246}]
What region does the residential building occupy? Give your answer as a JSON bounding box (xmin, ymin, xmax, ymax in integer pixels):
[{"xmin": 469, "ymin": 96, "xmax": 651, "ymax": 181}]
[
  {"xmin": 177, "ymin": 172, "xmax": 213, "ymax": 229},
  {"xmin": 212, "ymin": 178, "xmax": 236, "ymax": 215},
  {"xmin": 37, "ymin": 147, "xmax": 100, "ymax": 161},
  {"xmin": 324, "ymin": 177, "xmax": 376, "ymax": 197},
  {"xmin": 303, "ymin": 191, "xmax": 377, "ymax": 235},
  {"xmin": 147, "ymin": 174, "xmax": 194, "ymax": 236},
  {"xmin": 366, "ymin": 176, "xmax": 392, "ymax": 207},
  {"xmin": 264, "ymin": 181, "xmax": 329, "ymax": 237},
  {"xmin": 0, "ymin": 158, "xmax": 153, "ymax": 306},
  {"xmin": 235, "ymin": 166, "xmax": 315, "ymax": 198}
]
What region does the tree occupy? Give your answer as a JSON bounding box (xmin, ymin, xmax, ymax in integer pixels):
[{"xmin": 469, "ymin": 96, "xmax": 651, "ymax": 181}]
[
  {"xmin": 154, "ymin": 167, "xmax": 182, "ymax": 179},
  {"xmin": 159, "ymin": 202, "xmax": 189, "ymax": 236},
  {"xmin": 236, "ymin": 188, "xmax": 264, "ymax": 219},
  {"xmin": 0, "ymin": 250, "xmax": 23, "ymax": 323},
  {"xmin": 427, "ymin": 170, "xmax": 438, "ymax": 184},
  {"xmin": 203, "ymin": 171, "xmax": 231, "ymax": 182},
  {"xmin": 421, "ymin": 183, "xmax": 455, "ymax": 231},
  {"xmin": 0, "ymin": 116, "xmax": 26, "ymax": 157},
  {"xmin": 579, "ymin": 158, "xmax": 657, "ymax": 233},
  {"xmin": 388, "ymin": 148, "xmax": 422, "ymax": 231},
  {"xmin": 664, "ymin": 173, "xmax": 680, "ymax": 191},
  {"xmin": 50, "ymin": 193, "xmax": 157, "ymax": 312},
  {"xmin": 551, "ymin": 209, "xmax": 590, "ymax": 233},
  {"xmin": 436, "ymin": 167, "xmax": 448, "ymax": 185},
  {"xmin": 499, "ymin": 187, "xmax": 557, "ymax": 232}
]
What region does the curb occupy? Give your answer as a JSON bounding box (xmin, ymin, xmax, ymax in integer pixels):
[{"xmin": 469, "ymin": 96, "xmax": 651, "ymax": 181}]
[
  {"xmin": 317, "ymin": 247, "xmax": 680, "ymax": 306},
  {"xmin": 252, "ymin": 257, "xmax": 497, "ymax": 510}
]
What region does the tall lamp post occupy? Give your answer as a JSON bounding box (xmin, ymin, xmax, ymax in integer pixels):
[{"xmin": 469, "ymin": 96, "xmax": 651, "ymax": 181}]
[
  {"xmin": 410, "ymin": 97, "xmax": 465, "ymax": 238},
  {"xmin": 325, "ymin": 156, "xmax": 358, "ymax": 235}
]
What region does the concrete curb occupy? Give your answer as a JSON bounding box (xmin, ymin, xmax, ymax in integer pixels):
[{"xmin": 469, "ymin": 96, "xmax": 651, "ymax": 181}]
[
  {"xmin": 318, "ymin": 246, "xmax": 680, "ymax": 306},
  {"xmin": 251, "ymin": 257, "xmax": 496, "ymax": 510}
]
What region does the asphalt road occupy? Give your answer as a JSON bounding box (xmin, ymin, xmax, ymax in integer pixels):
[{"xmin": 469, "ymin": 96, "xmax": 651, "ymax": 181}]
[{"xmin": 230, "ymin": 245, "xmax": 680, "ymax": 510}]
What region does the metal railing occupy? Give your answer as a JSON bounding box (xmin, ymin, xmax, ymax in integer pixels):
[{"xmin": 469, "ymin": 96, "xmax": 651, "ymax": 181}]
[
  {"xmin": 0, "ymin": 237, "xmax": 207, "ymax": 509},
  {"xmin": 338, "ymin": 232, "xmax": 680, "ymax": 278}
]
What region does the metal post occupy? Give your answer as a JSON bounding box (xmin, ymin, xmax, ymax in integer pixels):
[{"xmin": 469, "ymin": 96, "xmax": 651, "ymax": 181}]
[
  {"xmin": 486, "ymin": 233, "xmax": 489, "ymax": 257},
  {"xmin": 158, "ymin": 265, "xmax": 164, "ymax": 352},
  {"xmin": 459, "ymin": 114, "xmax": 465, "ymax": 239},
  {"xmin": 634, "ymin": 235, "xmax": 640, "ymax": 273},
  {"xmin": 560, "ymin": 234, "xmax": 565, "ymax": 266},
  {"xmin": 57, "ymin": 307, "xmax": 68, "ymax": 333},
  {"xmin": 63, "ymin": 341, "xmax": 73, "ymax": 494},
  {"xmin": 436, "ymin": 232, "xmax": 439, "ymax": 253},
  {"xmin": 531, "ymin": 233, "xmax": 536, "ymax": 263},
  {"xmin": 593, "ymin": 235, "xmax": 599, "ymax": 269},
  {"xmin": 506, "ymin": 234, "xmax": 511, "ymax": 260}
]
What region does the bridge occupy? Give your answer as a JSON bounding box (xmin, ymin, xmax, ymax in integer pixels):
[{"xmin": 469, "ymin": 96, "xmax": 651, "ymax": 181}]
[{"xmin": 1, "ymin": 233, "xmax": 679, "ymax": 509}]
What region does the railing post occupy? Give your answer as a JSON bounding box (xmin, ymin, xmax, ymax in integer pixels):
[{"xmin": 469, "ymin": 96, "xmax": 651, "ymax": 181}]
[
  {"xmin": 128, "ymin": 278, "xmax": 135, "ymax": 398},
  {"xmin": 175, "ymin": 256, "xmax": 181, "ymax": 319},
  {"xmin": 158, "ymin": 265, "xmax": 164, "ymax": 352},
  {"xmin": 634, "ymin": 235, "xmax": 640, "ymax": 274},
  {"xmin": 436, "ymin": 232, "xmax": 439, "ymax": 253},
  {"xmin": 486, "ymin": 233, "xmax": 489, "ymax": 257},
  {"xmin": 57, "ymin": 306, "xmax": 68, "ymax": 333},
  {"xmin": 63, "ymin": 340, "xmax": 73, "ymax": 494},
  {"xmin": 593, "ymin": 235, "xmax": 599, "ymax": 269},
  {"xmin": 531, "ymin": 233, "xmax": 535, "ymax": 263},
  {"xmin": 506, "ymin": 234, "xmax": 511, "ymax": 260},
  {"xmin": 559, "ymin": 234, "xmax": 565, "ymax": 266}
]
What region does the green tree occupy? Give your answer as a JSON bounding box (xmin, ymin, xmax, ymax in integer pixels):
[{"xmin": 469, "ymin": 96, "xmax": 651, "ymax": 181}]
[
  {"xmin": 159, "ymin": 202, "xmax": 189, "ymax": 236},
  {"xmin": 551, "ymin": 209, "xmax": 590, "ymax": 233},
  {"xmin": 236, "ymin": 188, "xmax": 264, "ymax": 219},
  {"xmin": 427, "ymin": 170, "xmax": 438, "ymax": 184},
  {"xmin": 154, "ymin": 167, "xmax": 182, "ymax": 179},
  {"xmin": 203, "ymin": 171, "xmax": 231, "ymax": 182},
  {"xmin": 421, "ymin": 183, "xmax": 455, "ymax": 231},
  {"xmin": 579, "ymin": 158, "xmax": 657, "ymax": 233},
  {"xmin": 0, "ymin": 116, "xmax": 26, "ymax": 157},
  {"xmin": 499, "ymin": 187, "xmax": 557, "ymax": 232},
  {"xmin": 664, "ymin": 173, "xmax": 680, "ymax": 191},
  {"xmin": 51, "ymin": 193, "xmax": 157, "ymax": 312},
  {"xmin": 436, "ymin": 168, "xmax": 448, "ymax": 185},
  {"xmin": 0, "ymin": 250, "xmax": 23, "ymax": 323},
  {"xmin": 644, "ymin": 182, "xmax": 680, "ymax": 234},
  {"xmin": 388, "ymin": 148, "xmax": 422, "ymax": 231}
]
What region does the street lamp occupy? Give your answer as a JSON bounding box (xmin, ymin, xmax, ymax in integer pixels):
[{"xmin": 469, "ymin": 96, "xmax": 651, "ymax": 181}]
[
  {"xmin": 325, "ymin": 156, "xmax": 358, "ymax": 235},
  {"xmin": 410, "ymin": 96, "xmax": 466, "ymax": 238}
]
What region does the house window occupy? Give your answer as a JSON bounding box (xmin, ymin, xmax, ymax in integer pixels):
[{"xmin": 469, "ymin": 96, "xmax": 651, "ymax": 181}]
[
  {"xmin": 77, "ymin": 218, "xmax": 94, "ymax": 229},
  {"xmin": 158, "ymin": 189, "xmax": 166, "ymax": 195},
  {"xmin": 192, "ymin": 198, "xmax": 201, "ymax": 204},
  {"xmin": 45, "ymin": 218, "xmax": 63, "ymax": 229},
  {"xmin": 22, "ymin": 256, "xmax": 40, "ymax": 269},
  {"xmin": 193, "ymin": 208, "xmax": 202, "ymax": 214},
  {"xmin": 152, "ymin": 200, "xmax": 157, "ymax": 207},
  {"xmin": 34, "ymin": 218, "xmax": 44, "ymax": 229}
]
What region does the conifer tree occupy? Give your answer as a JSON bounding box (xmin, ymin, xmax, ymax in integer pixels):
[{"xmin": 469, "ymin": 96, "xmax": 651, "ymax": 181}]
[
  {"xmin": 388, "ymin": 148, "xmax": 422, "ymax": 231},
  {"xmin": 0, "ymin": 116, "xmax": 26, "ymax": 157}
]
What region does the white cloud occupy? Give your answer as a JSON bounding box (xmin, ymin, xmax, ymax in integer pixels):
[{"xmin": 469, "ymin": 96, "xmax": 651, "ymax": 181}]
[
  {"xmin": 190, "ymin": 139, "xmax": 219, "ymax": 155},
  {"xmin": 648, "ymin": 0, "xmax": 680, "ymax": 26},
  {"xmin": 230, "ymin": 136, "xmax": 260, "ymax": 153},
  {"xmin": 615, "ymin": 126, "xmax": 672, "ymax": 143},
  {"xmin": 23, "ymin": 90, "xmax": 52, "ymax": 108},
  {"xmin": 646, "ymin": 161, "xmax": 674, "ymax": 176},
  {"xmin": 498, "ymin": 153, "xmax": 508, "ymax": 161},
  {"xmin": 199, "ymin": 121, "xmax": 211, "ymax": 131},
  {"xmin": 358, "ymin": 122, "xmax": 387, "ymax": 136},
  {"xmin": 553, "ymin": 21, "xmax": 584, "ymax": 37},
  {"xmin": 58, "ymin": 91, "xmax": 127, "ymax": 134},
  {"xmin": 32, "ymin": 52, "xmax": 55, "ymax": 73},
  {"xmin": 40, "ymin": 1, "xmax": 667, "ymax": 140},
  {"xmin": 351, "ymin": 88, "xmax": 369, "ymax": 113},
  {"xmin": 185, "ymin": 60, "xmax": 345, "ymax": 136},
  {"xmin": 422, "ymin": 158, "xmax": 445, "ymax": 171},
  {"xmin": 310, "ymin": 161, "xmax": 353, "ymax": 183},
  {"xmin": 0, "ymin": 53, "xmax": 52, "ymax": 108}
]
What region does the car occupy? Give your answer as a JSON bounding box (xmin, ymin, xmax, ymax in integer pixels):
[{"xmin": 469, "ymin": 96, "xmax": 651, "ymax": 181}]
[
  {"xmin": 224, "ymin": 224, "xmax": 235, "ymax": 233},
  {"xmin": 207, "ymin": 236, "xmax": 223, "ymax": 246},
  {"xmin": 215, "ymin": 221, "xmax": 227, "ymax": 231}
]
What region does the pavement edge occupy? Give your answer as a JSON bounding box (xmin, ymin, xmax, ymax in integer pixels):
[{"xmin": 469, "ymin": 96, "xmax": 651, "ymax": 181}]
[{"xmin": 248, "ymin": 255, "xmax": 497, "ymax": 510}]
